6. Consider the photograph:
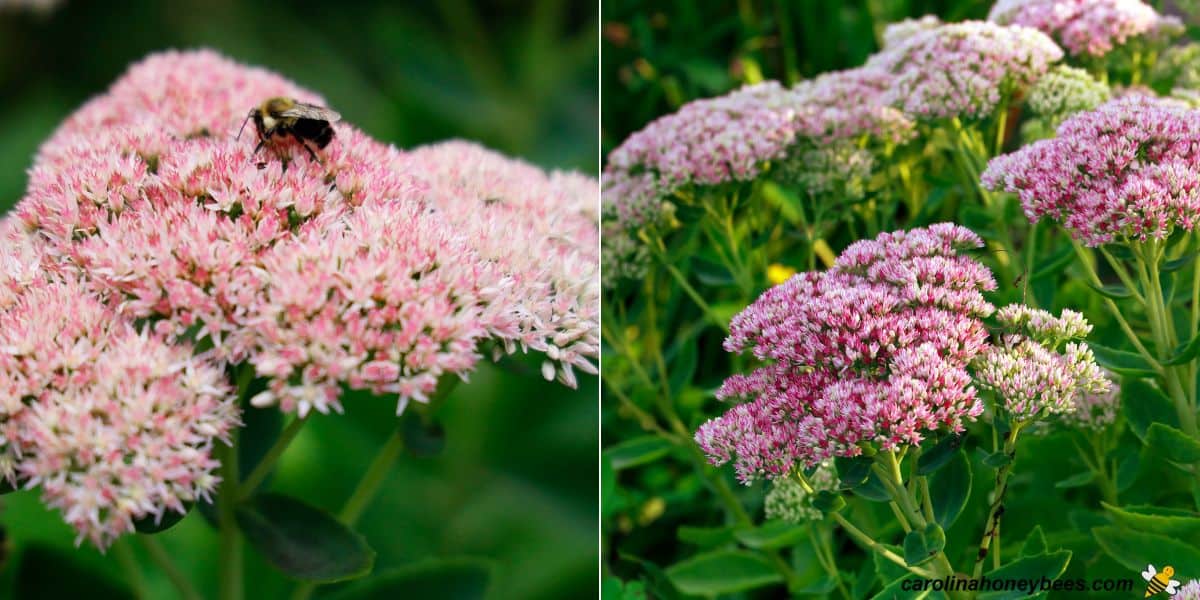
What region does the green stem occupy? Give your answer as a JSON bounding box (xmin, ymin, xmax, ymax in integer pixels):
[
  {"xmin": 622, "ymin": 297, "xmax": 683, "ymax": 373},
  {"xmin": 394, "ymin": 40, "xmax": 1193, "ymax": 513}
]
[
  {"xmin": 974, "ymin": 423, "xmax": 1023, "ymax": 577},
  {"xmin": 340, "ymin": 429, "xmax": 406, "ymax": 526},
  {"xmin": 831, "ymin": 513, "xmax": 935, "ymax": 578},
  {"xmin": 239, "ymin": 415, "xmax": 309, "ymax": 499},
  {"xmin": 1070, "ymin": 241, "xmax": 1160, "ymax": 367},
  {"xmin": 292, "ymin": 429, "xmax": 408, "ymax": 600},
  {"xmin": 217, "ymin": 435, "xmax": 242, "ymax": 600},
  {"xmin": 141, "ymin": 535, "xmax": 203, "ymax": 600},
  {"xmin": 113, "ymin": 538, "xmax": 148, "ymax": 599}
]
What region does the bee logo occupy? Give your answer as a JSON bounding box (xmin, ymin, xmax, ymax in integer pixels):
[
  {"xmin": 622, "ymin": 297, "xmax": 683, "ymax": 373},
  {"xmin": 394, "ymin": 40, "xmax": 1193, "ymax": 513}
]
[
  {"xmin": 236, "ymin": 97, "xmax": 341, "ymax": 163},
  {"xmin": 1142, "ymin": 564, "xmax": 1181, "ymax": 597}
]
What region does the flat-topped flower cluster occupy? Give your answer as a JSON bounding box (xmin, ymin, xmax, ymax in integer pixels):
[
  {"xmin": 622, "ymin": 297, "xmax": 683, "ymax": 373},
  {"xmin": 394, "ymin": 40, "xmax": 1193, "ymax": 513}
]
[
  {"xmin": 983, "ymin": 96, "xmax": 1200, "ymax": 246},
  {"xmin": 696, "ymin": 224, "xmax": 997, "ymax": 482},
  {"xmin": 1, "ymin": 49, "xmax": 599, "ymax": 547},
  {"xmin": 988, "ymin": 0, "xmax": 1182, "ymax": 57}
]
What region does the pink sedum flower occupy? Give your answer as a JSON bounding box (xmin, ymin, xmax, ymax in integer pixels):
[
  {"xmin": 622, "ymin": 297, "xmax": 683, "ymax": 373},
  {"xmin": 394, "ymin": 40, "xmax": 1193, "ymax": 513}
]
[
  {"xmin": 976, "ymin": 306, "xmax": 1108, "ymax": 422},
  {"xmin": 12, "ymin": 49, "xmax": 597, "ymax": 418},
  {"xmin": 988, "ymin": 0, "xmax": 1182, "ymax": 58},
  {"xmin": 868, "ymin": 21, "xmax": 1063, "ymax": 120},
  {"xmin": 2, "ymin": 49, "xmax": 597, "ymax": 546},
  {"xmin": 982, "ymin": 96, "xmax": 1200, "ymax": 246},
  {"xmin": 0, "ymin": 252, "xmax": 236, "ymax": 548},
  {"xmin": 696, "ymin": 224, "xmax": 996, "ymax": 483}
]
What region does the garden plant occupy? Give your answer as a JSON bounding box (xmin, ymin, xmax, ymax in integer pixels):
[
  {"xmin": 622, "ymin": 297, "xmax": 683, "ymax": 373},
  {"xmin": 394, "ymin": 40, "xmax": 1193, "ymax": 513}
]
[
  {"xmin": 602, "ymin": 1, "xmax": 1200, "ymax": 598},
  {"xmin": 0, "ymin": 47, "xmax": 599, "ymax": 599}
]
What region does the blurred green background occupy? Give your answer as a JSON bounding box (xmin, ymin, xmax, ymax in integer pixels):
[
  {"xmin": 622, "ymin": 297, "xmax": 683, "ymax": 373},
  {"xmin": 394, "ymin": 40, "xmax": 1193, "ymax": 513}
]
[{"xmin": 0, "ymin": 1, "xmax": 597, "ymax": 599}]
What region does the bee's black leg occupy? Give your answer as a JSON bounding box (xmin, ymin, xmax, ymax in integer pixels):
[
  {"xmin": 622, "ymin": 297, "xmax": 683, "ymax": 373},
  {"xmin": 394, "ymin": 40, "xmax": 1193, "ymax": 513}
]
[
  {"xmin": 299, "ymin": 139, "xmax": 321, "ymax": 163},
  {"xmin": 252, "ymin": 139, "xmax": 266, "ymax": 156}
]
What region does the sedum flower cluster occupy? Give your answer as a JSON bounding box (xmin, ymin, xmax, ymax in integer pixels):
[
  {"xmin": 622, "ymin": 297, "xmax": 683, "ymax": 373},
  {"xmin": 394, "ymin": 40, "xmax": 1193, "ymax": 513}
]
[
  {"xmin": 1027, "ymin": 65, "xmax": 1111, "ymax": 119},
  {"xmin": 601, "ymin": 68, "xmax": 914, "ymax": 285},
  {"xmin": 2, "ymin": 50, "xmax": 598, "ymax": 547},
  {"xmin": 982, "ymin": 96, "xmax": 1200, "ymax": 246},
  {"xmin": 867, "ymin": 21, "xmax": 1063, "ymax": 121},
  {"xmin": 696, "ymin": 224, "xmax": 997, "ymax": 483},
  {"xmin": 0, "ymin": 226, "xmax": 237, "ymax": 547},
  {"xmin": 975, "ymin": 306, "xmax": 1109, "ymax": 422},
  {"xmin": 988, "ymin": 0, "xmax": 1182, "ymax": 58},
  {"xmin": 764, "ymin": 461, "xmax": 837, "ymax": 524}
]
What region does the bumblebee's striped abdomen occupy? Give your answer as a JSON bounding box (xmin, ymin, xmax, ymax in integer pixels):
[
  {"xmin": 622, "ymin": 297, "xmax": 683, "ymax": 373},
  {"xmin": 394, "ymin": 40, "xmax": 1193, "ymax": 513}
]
[{"xmin": 291, "ymin": 118, "xmax": 335, "ymax": 149}]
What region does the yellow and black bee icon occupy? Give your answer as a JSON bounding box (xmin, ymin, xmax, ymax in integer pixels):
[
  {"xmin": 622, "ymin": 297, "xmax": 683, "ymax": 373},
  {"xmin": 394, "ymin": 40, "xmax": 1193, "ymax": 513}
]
[{"xmin": 1142, "ymin": 564, "xmax": 1181, "ymax": 597}]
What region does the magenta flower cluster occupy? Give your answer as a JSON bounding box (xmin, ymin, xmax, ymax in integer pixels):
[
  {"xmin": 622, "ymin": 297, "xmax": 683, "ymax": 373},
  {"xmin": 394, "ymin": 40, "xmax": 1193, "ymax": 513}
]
[
  {"xmin": 982, "ymin": 96, "xmax": 1200, "ymax": 246},
  {"xmin": 2, "ymin": 50, "xmax": 598, "ymax": 546},
  {"xmin": 988, "ymin": 0, "xmax": 1181, "ymax": 57},
  {"xmin": 867, "ymin": 20, "xmax": 1063, "ymax": 120},
  {"xmin": 695, "ymin": 224, "xmax": 997, "ymax": 483}
]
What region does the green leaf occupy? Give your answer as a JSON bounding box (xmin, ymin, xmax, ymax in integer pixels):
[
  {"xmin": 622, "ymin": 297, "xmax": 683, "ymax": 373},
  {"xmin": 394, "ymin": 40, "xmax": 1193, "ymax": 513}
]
[
  {"xmin": 133, "ymin": 504, "xmax": 191, "ymax": 534},
  {"xmin": 929, "ymin": 450, "xmax": 971, "ymax": 528},
  {"xmin": 1087, "ymin": 282, "xmax": 1133, "ymax": 300},
  {"xmin": 664, "ymin": 550, "xmax": 784, "ymax": 595},
  {"xmin": 1103, "ymin": 503, "xmax": 1200, "ymax": 538},
  {"xmin": 851, "ymin": 470, "xmax": 892, "ymax": 502},
  {"xmin": 677, "ymin": 525, "xmax": 735, "ymax": 549},
  {"xmin": 1021, "ymin": 526, "xmax": 1047, "ymax": 557},
  {"xmin": 978, "ymin": 551, "xmax": 1071, "ymax": 599},
  {"xmin": 1122, "ymin": 379, "xmax": 1178, "ymax": 442},
  {"xmin": 1089, "ymin": 344, "xmax": 1157, "ymax": 377},
  {"xmin": 15, "ymin": 545, "xmax": 133, "ymax": 599},
  {"xmin": 690, "ymin": 257, "xmax": 736, "ymax": 287},
  {"xmin": 1094, "ymin": 526, "xmax": 1200, "ymax": 575},
  {"xmin": 326, "ymin": 558, "xmax": 492, "ymax": 600},
  {"xmin": 1053, "ymin": 471, "xmax": 1095, "ymax": 489},
  {"xmin": 1146, "ymin": 423, "xmax": 1200, "ymax": 464},
  {"xmin": 982, "ymin": 451, "xmax": 1012, "ymax": 469},
  {"xmin": 903, "ymin": 524, "xmax": 945, "ymax": 567},
  {"xmin": 236, "ymin": 493, "xmax": 375, "ymax": 582},
  {"xmin": 0, "ymin": 478, "xmax": 17, "ymax": 495},
  {"xmin": 1163, "ymin": 252, "xmax": 1198, "ymax": 272},
  {"xmin": 918, "ymin": 433, "xmax": 963, "ymax": 475},
  {"xmin": 1031, "ymin": 244, "xmax": 1075, "ymax": 280},
  {"xmin": 873, "ymin": 543, "xmax": 908, "ymax": 583},
  {"xmin": 667, "ymin": 342, "xmax": 697, "ymax": 398},
  {"xmin": 811, "ymin": 491, "xmax": 845, "ymax": 514},
  {"xmin": 835, "ymin": 455, "xmax": 872, "ymax": 489},
  {"xmin": 604, "ymin": 436, "xmax": 674, "ymax": 471},
  {"xmin": 1166, "ymin": 332, "xmax": 1200, "ymax": 366},
  {"xmin": 733, "ymin": 520, "xmax": 807, "ymax": 550},
  {"xmin": 400, "ymin": 411, "xmax": 445, "ymax": 458}
]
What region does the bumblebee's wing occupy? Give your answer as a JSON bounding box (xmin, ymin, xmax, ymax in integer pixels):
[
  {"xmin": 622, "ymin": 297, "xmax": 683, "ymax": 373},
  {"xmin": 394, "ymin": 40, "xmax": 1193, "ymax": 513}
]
[
  {"xmin": 280, "ymin": 102, "xmax": 341, "ymax": 122},
  {"xmin": 1167, "ymin": 579, "xmax": 1180, "ymax": 594},
  {"xmin": 1142, "ymin": 565, "xmax": 1156, "ymax": 581}
]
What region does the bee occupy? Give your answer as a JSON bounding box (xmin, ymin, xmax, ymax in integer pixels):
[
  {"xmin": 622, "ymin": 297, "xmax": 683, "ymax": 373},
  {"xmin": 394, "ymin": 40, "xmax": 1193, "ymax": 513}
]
[
  {"xmin": 1142, "ymin": 564, "xmax": 1181, "ymax": 597},
  {"xmin": 236, "ymin": 97, "xmax": 341, "ymax": 162}
]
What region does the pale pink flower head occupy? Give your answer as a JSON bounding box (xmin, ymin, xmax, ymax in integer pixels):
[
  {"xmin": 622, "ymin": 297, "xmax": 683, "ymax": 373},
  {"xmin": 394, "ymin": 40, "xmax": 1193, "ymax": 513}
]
[
  {"xmin": 988, "ymin": 0, "xmax": 1182, "ymax": 58},
  {"xmin": 12, "ymin": 50, "xmax": 598, "ymax": 417},
  {"xmin": 0, "ymin": 254, "xmax": 235, "ymax": 549},
  {"xmin": 401, "ymin": 141, "xmax": 600, "ymax": 389},
  {"xmin": 1059, "ymin": 372, "xmax": 1120, "ymax": 431},
  {"xmin": 696, "ymin": 224, "xmax": 997, "ymax": 483},
  {"xmin": 982, "ymin": 96, "xmax": 1200, "ymax": 246},
  {"xmin": 975, "ymin": 305, "xmax": 1108, "ymax": 422},
  {"xmin": 868, "ymin": 21, "xmax": 1063, "ymax": 120}
]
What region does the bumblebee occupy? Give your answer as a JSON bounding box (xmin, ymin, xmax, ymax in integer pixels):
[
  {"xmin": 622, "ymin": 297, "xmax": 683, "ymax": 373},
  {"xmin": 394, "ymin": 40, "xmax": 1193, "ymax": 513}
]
[{"xmin": 237, "ymin": 97, "xmax": 341, "ymax": 162}]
